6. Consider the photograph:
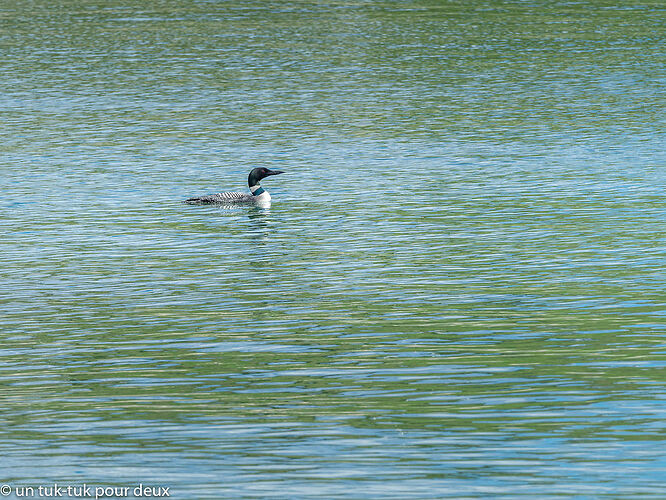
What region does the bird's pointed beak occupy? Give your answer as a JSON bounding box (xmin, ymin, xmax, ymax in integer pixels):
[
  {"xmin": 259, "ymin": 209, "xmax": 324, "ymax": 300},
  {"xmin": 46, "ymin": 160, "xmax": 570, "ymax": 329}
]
[{"xmin": 267, "ymin": 169, "xmax": 284, "ymax": 176}]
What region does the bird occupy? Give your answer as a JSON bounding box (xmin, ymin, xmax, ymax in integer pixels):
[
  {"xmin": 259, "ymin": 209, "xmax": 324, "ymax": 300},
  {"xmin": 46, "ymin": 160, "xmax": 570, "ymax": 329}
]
[{"xmin": 185, "ymin": 167, "xmax": 284, "ymax": 206}]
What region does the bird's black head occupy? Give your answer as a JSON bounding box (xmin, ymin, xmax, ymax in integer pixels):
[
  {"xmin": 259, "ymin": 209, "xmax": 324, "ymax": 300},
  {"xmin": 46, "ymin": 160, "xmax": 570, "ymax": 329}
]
[{"xmin": 248, "ymin": 167, "xmax": 284, "ymax": 187}]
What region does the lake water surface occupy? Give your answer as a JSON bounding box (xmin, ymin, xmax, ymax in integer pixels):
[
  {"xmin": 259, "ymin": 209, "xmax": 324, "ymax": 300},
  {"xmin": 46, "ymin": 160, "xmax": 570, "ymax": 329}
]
[{"xmin": 1, "ymin": 0, "xmax": 665, "ymax": 498}]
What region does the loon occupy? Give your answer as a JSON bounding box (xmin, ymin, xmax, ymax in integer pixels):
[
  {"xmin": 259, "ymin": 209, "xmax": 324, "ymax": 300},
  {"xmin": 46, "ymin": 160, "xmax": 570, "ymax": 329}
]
[{"xmin": 185, "ymin": 167, "xmax": 284, "ymax": 206}]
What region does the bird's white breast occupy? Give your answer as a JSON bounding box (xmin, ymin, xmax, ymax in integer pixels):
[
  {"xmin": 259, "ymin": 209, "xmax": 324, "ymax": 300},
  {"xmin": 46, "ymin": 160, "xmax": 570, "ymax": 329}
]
[{"xmin": 254, "ymin": 190, "xmax": 271, "ymax": 207}]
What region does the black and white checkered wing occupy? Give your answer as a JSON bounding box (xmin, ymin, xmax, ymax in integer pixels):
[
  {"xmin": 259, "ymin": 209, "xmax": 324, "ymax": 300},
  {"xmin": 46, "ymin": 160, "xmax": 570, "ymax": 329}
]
[{"xmin": 185, "ymin": 191, "xmax": 255, "ymax": 205}]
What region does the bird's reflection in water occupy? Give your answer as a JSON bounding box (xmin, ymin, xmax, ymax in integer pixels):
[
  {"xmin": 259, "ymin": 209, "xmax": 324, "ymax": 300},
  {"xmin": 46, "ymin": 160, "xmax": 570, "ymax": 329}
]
[{"xmin": 248, "ymin": 206, "xmax": 273, "ymax": 242}]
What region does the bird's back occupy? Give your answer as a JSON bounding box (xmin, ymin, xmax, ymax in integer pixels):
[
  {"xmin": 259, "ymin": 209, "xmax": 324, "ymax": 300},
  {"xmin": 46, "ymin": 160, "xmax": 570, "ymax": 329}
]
[{"xmin": 185, "ymin": 191, "xmax": 255, "ymax": 205}]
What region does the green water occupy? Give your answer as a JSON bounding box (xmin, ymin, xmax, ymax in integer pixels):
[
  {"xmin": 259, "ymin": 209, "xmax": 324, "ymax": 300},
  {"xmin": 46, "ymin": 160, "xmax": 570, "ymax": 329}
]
[{"xmin": 1, "ymin": 1, "xmax": 665, "ymax": 498}]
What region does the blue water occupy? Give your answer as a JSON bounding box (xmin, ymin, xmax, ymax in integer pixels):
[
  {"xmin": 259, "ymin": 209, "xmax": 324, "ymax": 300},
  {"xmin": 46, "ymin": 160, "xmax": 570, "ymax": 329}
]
[{"xmin": 1, "ymin": 0, "xmax": 665, "ymax": 498}]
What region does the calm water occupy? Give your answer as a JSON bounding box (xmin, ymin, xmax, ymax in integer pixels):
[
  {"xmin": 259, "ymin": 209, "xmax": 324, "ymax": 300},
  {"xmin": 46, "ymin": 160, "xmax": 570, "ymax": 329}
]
[{"xmin": 1, "ymin": 0, "xmax": 665, "ymax": 498}]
